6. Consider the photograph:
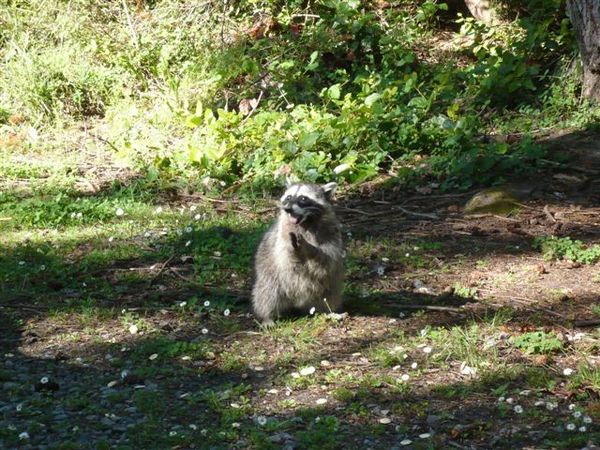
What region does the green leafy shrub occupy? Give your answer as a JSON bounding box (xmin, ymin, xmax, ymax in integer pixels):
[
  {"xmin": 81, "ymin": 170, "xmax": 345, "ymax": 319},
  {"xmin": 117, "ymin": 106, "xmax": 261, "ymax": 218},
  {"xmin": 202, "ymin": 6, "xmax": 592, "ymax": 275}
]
[
  {"xmin": 533, "ymin": 236, "xmax": 600, "ymax": 265},
  {"xmin": 511, "ymin": 331, "xmax": 563, "ymax": 354}
]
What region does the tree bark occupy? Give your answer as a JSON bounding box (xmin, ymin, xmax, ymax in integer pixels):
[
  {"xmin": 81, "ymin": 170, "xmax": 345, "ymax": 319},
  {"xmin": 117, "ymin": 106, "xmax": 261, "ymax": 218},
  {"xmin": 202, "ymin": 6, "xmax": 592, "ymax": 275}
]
[
  {"xmin": 566, "ymin": 0, "xmax": 600, "ymax": 102},
  {"xmin": 463, "ymin": 0, "xmax": 500, "ymax": 25}
]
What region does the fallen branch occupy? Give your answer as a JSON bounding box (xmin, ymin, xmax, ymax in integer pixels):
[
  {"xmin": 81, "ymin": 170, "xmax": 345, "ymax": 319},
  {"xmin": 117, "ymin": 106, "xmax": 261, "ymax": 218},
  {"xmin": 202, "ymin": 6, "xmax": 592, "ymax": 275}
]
[
  {"xmin": 573, "ymin": 319, "xmax": 600, "ymax": 327},
  {"xmin": 148, "ymin": 255, "xmax": 175, "ymax": 287},
  {"xmin": 394, "ymin": 206, "xmax": 439, "ymax": 220},
  {"xmin": 386, "ymin": 304, "xmax": 466, "ymax": 313}
]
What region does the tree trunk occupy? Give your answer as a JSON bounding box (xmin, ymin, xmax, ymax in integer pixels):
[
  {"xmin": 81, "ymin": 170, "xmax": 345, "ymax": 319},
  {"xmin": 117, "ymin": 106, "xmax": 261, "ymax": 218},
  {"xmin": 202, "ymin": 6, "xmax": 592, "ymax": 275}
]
[
  {"xmin": 566, "ymin": 0, "xmax": 600, "ymax": 102},
  {"xmin": 463, "ymin": 0, "xmax": 500, "ymax": 25}
]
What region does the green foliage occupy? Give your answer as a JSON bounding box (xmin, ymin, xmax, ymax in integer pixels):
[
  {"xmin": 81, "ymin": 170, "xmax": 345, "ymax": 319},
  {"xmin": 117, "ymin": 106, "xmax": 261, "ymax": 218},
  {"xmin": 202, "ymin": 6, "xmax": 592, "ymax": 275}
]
[
  {"xmin": 533, "ymin": 236, "xmax": 600, "ymax": 265},
  {"xmin": 1, "ymin": 0, "xmax": 595, "ymax": 190},
  {"xmin": 511, "ymin": 331, "xmax": 563, "ymax": 355}
]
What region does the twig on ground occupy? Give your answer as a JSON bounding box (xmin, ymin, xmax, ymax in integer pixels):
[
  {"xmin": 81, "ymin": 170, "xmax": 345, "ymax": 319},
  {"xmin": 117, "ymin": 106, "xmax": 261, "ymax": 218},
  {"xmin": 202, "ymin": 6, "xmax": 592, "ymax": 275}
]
[
  {"xmin": 574, "ymin": 319, "xmax": 600, "ymax": 327},
  {"xmin": 148, "ymin": 255, "xmax": 175, "ymax": 286},
  {"xmin": 386, "ymin": 304, "xmax": 466, "ymax": 314},
  {"xmin": 394, "ymin": 206, "xmax": 439, "ymax": 220}
]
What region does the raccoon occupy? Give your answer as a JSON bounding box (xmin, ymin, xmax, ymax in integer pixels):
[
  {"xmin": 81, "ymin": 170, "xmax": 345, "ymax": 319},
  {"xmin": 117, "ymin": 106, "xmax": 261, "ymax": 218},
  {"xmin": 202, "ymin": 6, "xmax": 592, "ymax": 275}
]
[{"xmin": 251, "ymin": 182, "xmax": 344, "ymax": 326}]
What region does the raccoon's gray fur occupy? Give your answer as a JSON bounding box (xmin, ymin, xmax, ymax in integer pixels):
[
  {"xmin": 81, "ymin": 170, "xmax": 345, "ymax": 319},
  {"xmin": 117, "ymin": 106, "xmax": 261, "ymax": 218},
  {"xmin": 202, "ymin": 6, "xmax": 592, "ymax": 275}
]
[{"xmin": 251, "ymin": 182, "xmax": 344, "ymax": 325}]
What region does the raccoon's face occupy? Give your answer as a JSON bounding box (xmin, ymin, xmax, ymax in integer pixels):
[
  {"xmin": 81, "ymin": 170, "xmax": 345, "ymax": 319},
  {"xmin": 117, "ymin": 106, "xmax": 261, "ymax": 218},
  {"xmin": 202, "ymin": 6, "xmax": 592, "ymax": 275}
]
[{"xmin": 279, "ymin": 182, "xmax": 337, "ymax": 226}]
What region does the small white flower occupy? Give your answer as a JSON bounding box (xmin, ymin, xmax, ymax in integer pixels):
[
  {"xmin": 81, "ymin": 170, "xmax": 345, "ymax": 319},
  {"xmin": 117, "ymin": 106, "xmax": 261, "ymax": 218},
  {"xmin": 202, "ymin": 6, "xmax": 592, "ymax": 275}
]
[
  {"xmin": 129, "ymin": 324, "xmax": 138, "ymax": 335},
  {"xmin": 194, "ymin": 213, "xmax": 202, "ymax": 220},
  {"xmin": 223, "ymin": 309, "xmax": 231, "ymax": 317},
  {"xmin": 18, "ymin": 432, "xmax": 29, "ymax": 440},
  {"xmin": 185, "ymin": 240, "xmax": 192, "ymax": 247},
  {"xmin": 16, "ymin": 403, "xmax": 23, "ymax": 412},
  {"xmin": 419, "ymin": 433, "xmax": 431, "ymax": 439},
  {"xmin": 514, "ymin": 405, "xmax": 524, "ymax": 414},
  {"xmin": 107, "ymin": 381, "xmax": 118, "ymax": 388},
  {"xmin": 190, "ymin": 205, "xmax": 197, "ymax": 212},
  {"xmin": 546, "ymin": 401, "xmax": 558, "ymax": 411},
  {"xmin": 204, "ymin": 301, "xmax": 210, "ymax": 307},
  {"xmin": 316, "ymin": 398, "xmax": 327, "ymax": 405},
  {"xmin": 400, "ymin": 439, "xmax": 412, "ymax": 446},
  {"xmin": 108, "ymin": 236, "xmax": 114, "ymax": 242},
  {"xmin": 568, "ymin": 403, "xmax": 576, "ymax": 411},
  {"xmin": 185, "ymin": 227, "xmax": 192, "ymax": 233},
  {"xmin": 573, "ymin": 411, "xmax": 582, "ymax": 418},
  {"xmin": 120, "ymin": 370, "xmax": 129, "ymax": 379},
  {"xmin": 422, "ymin": 346, "xmax": 432, "ymax": 354},
  {"xmin": 579, "ymin": 426, "xmax": 587, "ymax": 433},
  {"xmin": 506, "ymin": 397, "xmax": 515, "ymax": 404},
  {"xmin": 583, "ymin": 416, "xmax": 592, "ymax": 424},
  {"xmin": 498, "ymin": 396, "xmax": 505, "ymax": 403},
  {"xmin": 401, "ymin": 374, "xmax": 410, "ymax": 382},
  {"xmin": 420, "ymin": 328, "xmax": 428, "ymax": 337},
  {"xmin": 376, "ymin": 266, "xmax": 385, "ymax": 276},
  {"xmin": 300, "ymin": 366, "xmax": 316, "ymax": 376},
  {"xmin": 169, "ymin": 431, "xmax": 177, "ymax": 436},
  {"xmin": 76, "ymin": 212, "xmax": 82, "ymax": 219},
  {"xmin": 563, "ymin": 368, "xmax": 574, "ymax": 376},
  {"xmin": 18, "ymin": 261, "xmax": 25, "ymax": 266},
  {"xmin": 189, "ymin": 424, "xmax": 198, "ymax": 430},
  {"xmin": 291, "ymin": 372, "xmax": 300, "ymax": 379},
  {"xmin": 201, "ymin": 328, "xmax": 208, "ymax": 334},
  {"xmin": 257, "ymin": 416, "xmax": 267, "ymax": 426},
  {"xmin": 534, "ymin": 400, "xmax": 545, "ymax": 407},
  {"xmin": 116, "ymin": 208, "xmax": 124, "ymax": 216},
  {"xmin": 181, "ymin": 356, "xmax": 191, "ymax": 361},
  {"xmin": 566, "ymin": 423, "xmax": 576, "ymax": 431},
  {"xmin": 379, "ymin": 417, "xmax": 391, "ymax": 424},
  {"xmin": 155, "ymin": 207, "xmax": 163, "ymax": 214},
  {"xmin": 411, "ymin": 362, "xmax": 418, "ymax": 369},
  {"xmin": 213, "ymin": 251, "xmax": 222, "ymax": 257},
  {"xmin": 40, "ymin": 376, "xmax": 49, "ymax": 384},
  {"xmin": 231, "ymin": 422, "xmax": 240, "ymax": 428},
  {"xmin": 309, "ymin": 307, "xmax": 316, "ymax": 315},
  {"xmin": 200, "ymin": 429, "xmax": 207, "ymax": 435},
  {"xmin": 148, "ymin": 353, "xmax": 158, "ymax": 360},
  {"xmin": 179, "ymin": 301, "xmax": 187, "ymax": 308},
  {"xmin": 405, "ymin": 253, "xmax": 410, "ymax": 257},
  {"xmin": 40, "ymin": 265, "xmax": 46, "ymax": 271}
]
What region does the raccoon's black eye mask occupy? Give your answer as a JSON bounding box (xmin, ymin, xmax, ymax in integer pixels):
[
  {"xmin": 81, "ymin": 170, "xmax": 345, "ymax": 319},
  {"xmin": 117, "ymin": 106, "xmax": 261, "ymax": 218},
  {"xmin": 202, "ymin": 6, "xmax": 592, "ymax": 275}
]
[{"xmin": 282, "ymin": 195, "xmax": 324, "ymax": 211}]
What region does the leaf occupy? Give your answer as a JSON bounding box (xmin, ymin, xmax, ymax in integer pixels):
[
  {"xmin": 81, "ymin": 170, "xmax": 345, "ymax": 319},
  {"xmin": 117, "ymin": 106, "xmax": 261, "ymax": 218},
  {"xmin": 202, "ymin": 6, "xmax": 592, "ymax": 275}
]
[
  {"xmin": 185, "ymin": 115, "xmax": 203, "ymax": 128},
  {"xmin": 408, "ymin": 96, "xmax": 429, "ymax": 110},
  {"xmin": 298, "ymin": 132, "xmax": 319, "ymax": 149},
  {"xmin": 364, "ymin": 93, "xmax": 382, "ymax": 107},
  {"xmin": 327, "ymin": 84, "xmax": 341, "ymax": 100}
]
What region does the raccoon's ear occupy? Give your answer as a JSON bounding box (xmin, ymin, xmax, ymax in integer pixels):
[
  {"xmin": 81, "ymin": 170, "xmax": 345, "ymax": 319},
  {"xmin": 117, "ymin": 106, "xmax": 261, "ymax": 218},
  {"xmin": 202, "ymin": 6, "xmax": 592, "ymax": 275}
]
[{"xmin": 322, "ymin": 182, "xmax": 337, "ymax": 201}]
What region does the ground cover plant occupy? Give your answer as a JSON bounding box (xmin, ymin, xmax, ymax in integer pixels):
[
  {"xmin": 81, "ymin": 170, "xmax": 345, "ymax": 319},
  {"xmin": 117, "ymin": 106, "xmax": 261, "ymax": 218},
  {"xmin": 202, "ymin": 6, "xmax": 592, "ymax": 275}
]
[{"xmin": 2, "ymin": 0, "xmax": 600, "ymax": 449}]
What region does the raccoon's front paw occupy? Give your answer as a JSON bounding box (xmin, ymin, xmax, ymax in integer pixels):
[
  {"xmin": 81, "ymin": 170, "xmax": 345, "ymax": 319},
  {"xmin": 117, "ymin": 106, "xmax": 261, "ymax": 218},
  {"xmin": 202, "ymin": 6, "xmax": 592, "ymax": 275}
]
[{"xmin": 260, "ymin": 319, "xmax": 276, "ymax": 329}]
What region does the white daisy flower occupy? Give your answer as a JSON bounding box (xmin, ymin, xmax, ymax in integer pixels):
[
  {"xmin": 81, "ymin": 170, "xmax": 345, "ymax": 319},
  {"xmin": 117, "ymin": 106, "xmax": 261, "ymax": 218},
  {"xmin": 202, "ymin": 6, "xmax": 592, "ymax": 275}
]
[
  {"xmin": 583, "ymin": 416, "xmax": 592, "ymax": 424},
  {"xmin": 573, "ymin": 411, "xmax": 582, "ymax": 419},
  {"xmin": 566, "ymin": 423, "xmax": 576, "ymax": 431},
  {"xmin": 411, "ymin": 362, "xmax": 418, "ymax": 369},
  {"xmin": 40, "ymin": 377, "xmax": 49, "ymax": 384},
  {"xmin": 563, "ymin": 368, "xmax": 574, "ymax": 376},
  {"xmin": 309, "ymin": 307, "xmax": 316, "ymax": 315},
  {"xmin": 204, "ymin": 301, "xmax": 210, "ymax": 307},
  {"xmin": 116, "ymin": 208, "xmax": 124, "ymax": 216},
  {"xmin": 18, "ymin": 432, "xmax": 29, "ymax": 440},
  {"xmin": 579, "ymin": 426, "xmax": 587, "ymax": 433},
  {"xmin": 257, "ymin": 416, "xmax": 267, "ymax": 426},
  {"xmin": 223, "ymin": 309, "xmax": 231, "ymax": 317},
  {"xmin": 514, "ymin": 405, "xmax": 524, "ymax": 414},
  {"xmin": 201, "ymin": 328, "xmax": 208, "ymax": 334},
  {"xmin": 401, "ymin": 374, "xmax": 410, "ymax": 382}
]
